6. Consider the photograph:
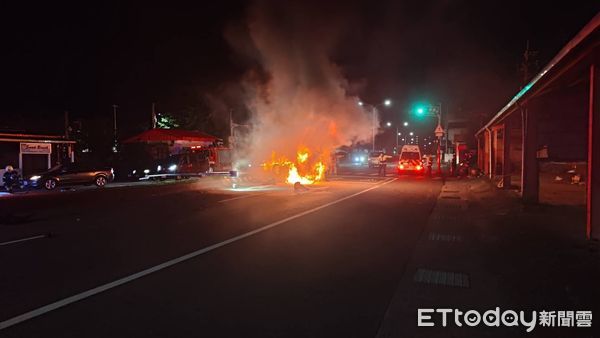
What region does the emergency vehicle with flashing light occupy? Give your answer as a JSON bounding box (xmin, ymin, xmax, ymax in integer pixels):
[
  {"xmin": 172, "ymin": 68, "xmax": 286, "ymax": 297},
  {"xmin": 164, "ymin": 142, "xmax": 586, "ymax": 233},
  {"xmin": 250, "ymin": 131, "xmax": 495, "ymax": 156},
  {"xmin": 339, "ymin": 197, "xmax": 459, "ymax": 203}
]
[
  {"xmin": 397, "ymin": 145, "xmax": 424, "ymax": 174},
  {"xmin": 141, "ymin": 146, "xmax": 236, "ymax": 180}
]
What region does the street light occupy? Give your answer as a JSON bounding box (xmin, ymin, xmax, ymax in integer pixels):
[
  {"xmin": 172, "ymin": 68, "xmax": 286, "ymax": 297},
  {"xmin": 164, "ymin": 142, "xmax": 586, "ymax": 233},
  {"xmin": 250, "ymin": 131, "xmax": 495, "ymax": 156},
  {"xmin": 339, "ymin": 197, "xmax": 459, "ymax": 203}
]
[
  {"xmin": 112, "ymin": 104, "xmax": 119, "ymax": 152},
  {"xmin": 409, "ymin": 131, "xmax": 414, "ymax": 136},
  {"xmin": 359, "ymin": 98, "xmax": 392, "ymax": 152},
  {"xmin": 384, "ymin": 121, "xmax": 407, "ymax": 150},
  {"xmin": 403, "ymin": 121, "xmax": 409, "ymax": 127}
]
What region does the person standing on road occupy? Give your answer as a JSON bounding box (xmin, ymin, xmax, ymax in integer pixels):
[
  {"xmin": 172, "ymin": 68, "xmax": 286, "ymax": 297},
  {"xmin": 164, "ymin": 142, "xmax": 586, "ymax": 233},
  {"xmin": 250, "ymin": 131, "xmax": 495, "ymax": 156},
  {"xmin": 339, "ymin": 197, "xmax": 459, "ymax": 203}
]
[
  {"xmin": 450, "ymin": 154, "xmax": 457, "ymax": 176},
  {"xmin": 3, "ymin": 165, "xmax": 19, "ymax": 193},
  {"xmin": 378, "ymin": 153, "xmax": 387, "ymax": 177},
  {"xmin": 426, "ymin": 155, "xmax": 433, "ymax": 176}
]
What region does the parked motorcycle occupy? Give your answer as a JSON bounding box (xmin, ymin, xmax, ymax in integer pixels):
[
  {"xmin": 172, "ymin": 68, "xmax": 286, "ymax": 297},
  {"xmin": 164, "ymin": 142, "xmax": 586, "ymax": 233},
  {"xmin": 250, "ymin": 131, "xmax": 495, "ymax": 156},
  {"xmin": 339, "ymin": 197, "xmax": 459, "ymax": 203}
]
[
  {"xmin": 2, "ymin": 169, "xmax": 23, "ymax": 193},
  {"xmin": 458, "ymin": 152, "xmax": 476, "ymax": 177}
]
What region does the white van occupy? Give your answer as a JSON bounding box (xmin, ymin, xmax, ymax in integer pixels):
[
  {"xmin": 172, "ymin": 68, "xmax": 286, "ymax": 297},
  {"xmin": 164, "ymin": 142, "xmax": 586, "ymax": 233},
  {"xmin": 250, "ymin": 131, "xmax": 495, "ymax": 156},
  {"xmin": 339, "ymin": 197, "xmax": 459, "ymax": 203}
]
[{"xmin": 398, "ymin": 145, "xmax": 424, "ymax": 173}]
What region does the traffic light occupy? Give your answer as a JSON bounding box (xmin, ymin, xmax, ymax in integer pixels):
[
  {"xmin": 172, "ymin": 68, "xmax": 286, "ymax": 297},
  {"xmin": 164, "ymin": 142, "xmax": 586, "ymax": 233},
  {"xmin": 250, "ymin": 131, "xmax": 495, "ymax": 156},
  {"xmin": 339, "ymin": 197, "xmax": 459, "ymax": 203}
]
[{"xmin": 413, "ymin": 103, "xmax": 428, "ymax": 119}]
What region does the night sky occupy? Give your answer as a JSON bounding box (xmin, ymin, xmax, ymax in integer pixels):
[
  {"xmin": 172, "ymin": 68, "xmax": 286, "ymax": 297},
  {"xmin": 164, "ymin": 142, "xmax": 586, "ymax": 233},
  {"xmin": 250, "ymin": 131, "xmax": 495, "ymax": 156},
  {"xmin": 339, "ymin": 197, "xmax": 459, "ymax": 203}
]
[{"xmin": 1, "ymin": 1, "xmax": 598, "ymax": 138}]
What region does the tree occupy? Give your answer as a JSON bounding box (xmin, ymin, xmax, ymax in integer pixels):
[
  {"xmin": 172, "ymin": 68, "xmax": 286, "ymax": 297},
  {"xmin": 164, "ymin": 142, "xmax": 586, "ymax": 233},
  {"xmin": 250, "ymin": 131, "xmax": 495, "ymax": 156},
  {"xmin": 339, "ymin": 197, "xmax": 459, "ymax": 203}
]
[{"xmin": 156, "ymin": 113, "xmax": 180, "ymax": 129}]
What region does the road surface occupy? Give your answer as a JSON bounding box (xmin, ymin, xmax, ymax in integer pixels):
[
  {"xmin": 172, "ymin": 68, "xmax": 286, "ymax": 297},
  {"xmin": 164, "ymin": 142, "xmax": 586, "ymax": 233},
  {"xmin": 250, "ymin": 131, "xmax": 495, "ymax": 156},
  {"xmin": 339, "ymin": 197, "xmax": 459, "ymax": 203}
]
[{"xmin": 0, "ymin": 173, "xmax": 442, "ymax": 337}]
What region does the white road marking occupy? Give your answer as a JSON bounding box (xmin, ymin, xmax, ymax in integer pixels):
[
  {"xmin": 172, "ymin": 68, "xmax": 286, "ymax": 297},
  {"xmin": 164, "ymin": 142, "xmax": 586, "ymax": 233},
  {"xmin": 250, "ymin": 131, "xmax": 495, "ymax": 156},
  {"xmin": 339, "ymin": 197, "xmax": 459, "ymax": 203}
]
[
  {"xmin": 0, "ymin": 234, "xmax": 48, "ymax": 247},
  {"xmin": 218, "ymin": 193, "xmax": 265, "ymax": 203},
  {"xmin": 0, "ymin": 178, "xmax": 396, "ymax": 330}
]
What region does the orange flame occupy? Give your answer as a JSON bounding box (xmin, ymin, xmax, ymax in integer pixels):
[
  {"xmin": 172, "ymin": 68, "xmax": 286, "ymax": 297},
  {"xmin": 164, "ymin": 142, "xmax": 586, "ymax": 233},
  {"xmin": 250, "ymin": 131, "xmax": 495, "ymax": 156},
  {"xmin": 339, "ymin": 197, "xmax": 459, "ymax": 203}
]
[
  {"xmin": 262, "ymin": 147, "xmax": 327, "ymax": 185},
  {"xmin": 297, "ymin": 151, "xmax": 309, "ymax": 164}
]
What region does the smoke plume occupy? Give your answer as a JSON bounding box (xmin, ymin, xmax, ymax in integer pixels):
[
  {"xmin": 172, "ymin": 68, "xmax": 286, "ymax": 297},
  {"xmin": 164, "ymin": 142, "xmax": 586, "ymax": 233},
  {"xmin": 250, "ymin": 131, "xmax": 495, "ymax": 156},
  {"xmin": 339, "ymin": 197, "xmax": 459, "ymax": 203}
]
[{"xmin": 230, "ymin": 1, "xmax": 375, "ymax": 171}]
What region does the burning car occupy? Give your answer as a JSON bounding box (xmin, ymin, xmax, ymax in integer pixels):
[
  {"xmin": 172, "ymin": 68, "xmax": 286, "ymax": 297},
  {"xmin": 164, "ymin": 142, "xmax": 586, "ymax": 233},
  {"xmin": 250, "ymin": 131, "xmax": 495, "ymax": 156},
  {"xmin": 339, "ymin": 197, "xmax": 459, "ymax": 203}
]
[{"xmin": 262, "ymin": 147, "xmax": 327, "ymax": 185}]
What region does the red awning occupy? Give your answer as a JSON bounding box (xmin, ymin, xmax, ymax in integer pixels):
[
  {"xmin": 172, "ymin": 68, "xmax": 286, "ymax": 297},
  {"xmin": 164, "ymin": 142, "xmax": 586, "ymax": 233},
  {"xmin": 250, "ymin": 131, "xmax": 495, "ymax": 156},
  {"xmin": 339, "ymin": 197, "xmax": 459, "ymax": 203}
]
[{"xmin": 122, "ymin": 129, "xmax": 219, "ymax": 143}]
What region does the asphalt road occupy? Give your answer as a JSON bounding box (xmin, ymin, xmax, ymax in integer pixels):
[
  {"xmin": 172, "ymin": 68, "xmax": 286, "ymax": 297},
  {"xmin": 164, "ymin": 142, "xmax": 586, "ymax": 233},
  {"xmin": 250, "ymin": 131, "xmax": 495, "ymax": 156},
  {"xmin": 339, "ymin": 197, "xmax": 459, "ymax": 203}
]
[{"xmin": 0, "ymin": 172, "xmax": 442, "ymax": 337}]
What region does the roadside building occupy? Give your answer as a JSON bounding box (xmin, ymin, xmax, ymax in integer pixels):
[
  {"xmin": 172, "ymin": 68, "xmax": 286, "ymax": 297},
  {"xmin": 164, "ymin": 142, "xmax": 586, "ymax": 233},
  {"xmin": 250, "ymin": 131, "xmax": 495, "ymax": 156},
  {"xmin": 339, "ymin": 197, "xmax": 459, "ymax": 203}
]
[
  {"xmin": 0, "ymin": 132, "xmax": 75, "ymax": 184},
  {"xmin": 444, "ymin": 118, "xmax": 472, "ymax": 164},
  {"xmin": 475, "ymin": 13, "xmax": 600, "ymax": 239}
]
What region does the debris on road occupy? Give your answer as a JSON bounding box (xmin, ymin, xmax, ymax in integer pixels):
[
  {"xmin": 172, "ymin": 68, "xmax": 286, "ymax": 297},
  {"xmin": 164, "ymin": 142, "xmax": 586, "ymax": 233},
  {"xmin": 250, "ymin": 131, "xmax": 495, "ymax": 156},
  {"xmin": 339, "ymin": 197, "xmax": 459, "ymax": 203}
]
[{"xmin": 293, "ymin": 182, "xmax": 309, "ymax": 193}]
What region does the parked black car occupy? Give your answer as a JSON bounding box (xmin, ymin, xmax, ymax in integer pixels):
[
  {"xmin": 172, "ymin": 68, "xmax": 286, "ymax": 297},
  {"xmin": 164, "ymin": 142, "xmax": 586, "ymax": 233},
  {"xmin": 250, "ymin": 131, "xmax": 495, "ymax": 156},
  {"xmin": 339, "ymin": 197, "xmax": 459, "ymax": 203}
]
[{"xmin": 26, "ymin": 163, "xmax": 114, "ymax": 190}]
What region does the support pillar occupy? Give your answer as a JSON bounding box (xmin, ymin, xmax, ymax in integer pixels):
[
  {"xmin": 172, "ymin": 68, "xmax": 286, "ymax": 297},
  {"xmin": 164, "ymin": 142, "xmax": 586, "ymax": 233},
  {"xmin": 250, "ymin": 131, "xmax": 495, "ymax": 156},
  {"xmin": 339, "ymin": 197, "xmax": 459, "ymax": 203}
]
[
  {"xmin": 477, "ymin": 137, "xmax": 482, "ymax": 170},
  {"xmin": 522, "ymin": 106, "xmax": 539, "ymax": 204},
  {"xmin": 503, "ymin": 119, "xmax": 512, "ymax": 189},
  {"xmin": 587, "ymin": 63, "xmax": 600, "ymax": 240},
  {"xmin": 486, "ymin": 129, "xmax": 492, "ymax": 177}
]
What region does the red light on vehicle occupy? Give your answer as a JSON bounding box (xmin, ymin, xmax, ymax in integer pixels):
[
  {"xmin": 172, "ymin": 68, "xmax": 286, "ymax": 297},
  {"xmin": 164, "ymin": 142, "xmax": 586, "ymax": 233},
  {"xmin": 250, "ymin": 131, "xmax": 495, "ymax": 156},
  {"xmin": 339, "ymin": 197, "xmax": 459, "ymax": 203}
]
[
  {"xmin": 399, "ymin": 164, "xmax": 405, "ymax": 170},
  {"xmin": 416, "ymin": 165, "xmax": 422, "ymax": 170}
]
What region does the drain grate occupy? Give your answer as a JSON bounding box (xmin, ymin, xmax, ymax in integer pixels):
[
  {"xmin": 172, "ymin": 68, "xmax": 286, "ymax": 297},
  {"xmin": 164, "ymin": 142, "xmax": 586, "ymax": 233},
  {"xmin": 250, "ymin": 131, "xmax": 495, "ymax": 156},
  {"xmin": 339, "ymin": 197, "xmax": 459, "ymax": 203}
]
[
  {"xmin": 442, "ymin": 190, "xmax": 460, "ymax": 193},
  {"xmin": 414, "ymin": 268, "xmax": 470, "ymax": 288},
  {"xmin": 441, "ymin": 195, "xmax": 461, "ymax": 199},
  {"xmin": 428, "ymin": 232, "xmax": 462, "ymax": 242}
]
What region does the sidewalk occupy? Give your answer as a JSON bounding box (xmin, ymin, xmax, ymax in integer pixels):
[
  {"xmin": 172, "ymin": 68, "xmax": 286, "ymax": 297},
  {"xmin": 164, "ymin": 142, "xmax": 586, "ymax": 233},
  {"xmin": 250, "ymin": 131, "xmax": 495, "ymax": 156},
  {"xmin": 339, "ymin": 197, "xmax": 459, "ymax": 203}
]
[{"xmin": 377, "ymin": 177, "xmax": 600, "ymax": 338}]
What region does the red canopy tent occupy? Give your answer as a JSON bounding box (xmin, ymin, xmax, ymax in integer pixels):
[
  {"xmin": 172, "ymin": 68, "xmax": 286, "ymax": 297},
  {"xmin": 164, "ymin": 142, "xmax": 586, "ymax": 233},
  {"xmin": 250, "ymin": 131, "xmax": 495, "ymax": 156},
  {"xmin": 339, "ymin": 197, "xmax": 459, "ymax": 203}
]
[{"xmin": 122, "ymin": 129, "xmax": 220, "ymax": 143}]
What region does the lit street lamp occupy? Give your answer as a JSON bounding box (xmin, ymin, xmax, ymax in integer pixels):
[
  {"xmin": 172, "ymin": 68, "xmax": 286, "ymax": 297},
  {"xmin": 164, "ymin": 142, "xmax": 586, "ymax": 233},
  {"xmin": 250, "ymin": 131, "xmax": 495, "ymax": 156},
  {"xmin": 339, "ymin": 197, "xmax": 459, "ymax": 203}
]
[
  {"xmin": 359, "ymin": 99, "xmax": 392, "ymax": 152},
  {"xmin": 384, "ymin": 121, "xmax": 408, "ymax": 152}
]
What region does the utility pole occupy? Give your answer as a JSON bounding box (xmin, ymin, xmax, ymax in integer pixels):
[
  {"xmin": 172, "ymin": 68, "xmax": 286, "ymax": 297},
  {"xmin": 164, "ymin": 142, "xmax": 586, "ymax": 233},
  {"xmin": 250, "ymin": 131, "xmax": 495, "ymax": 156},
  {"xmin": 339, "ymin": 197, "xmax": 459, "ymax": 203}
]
[
  {"xmin": 519, "ymin": 40, "xmax": 539, "ymax": 87},
  {"xmin": 372, "ymin": 107, "xmax": 376, "ymax": 152},
  {"xmin": 434, "ymin": 103, "xmax": 444, "ymax": 175},
  {"xmin": 64, "ymin": 110, "xmax": 69, "ymax": 139},
  {"xmin": 445, "ymin": 119, "xmax": 449, "ymax": 162},
  {"xmin": 112, "ymin": 104, "xmax": 119, "ymax": 152},
  {"xmin": 229, "ymin": 109, "xmax": 234, "ymax": 148},
  {"xmin": 151, "ymin": 102, "xmax": 157, "ymax": 129}
]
